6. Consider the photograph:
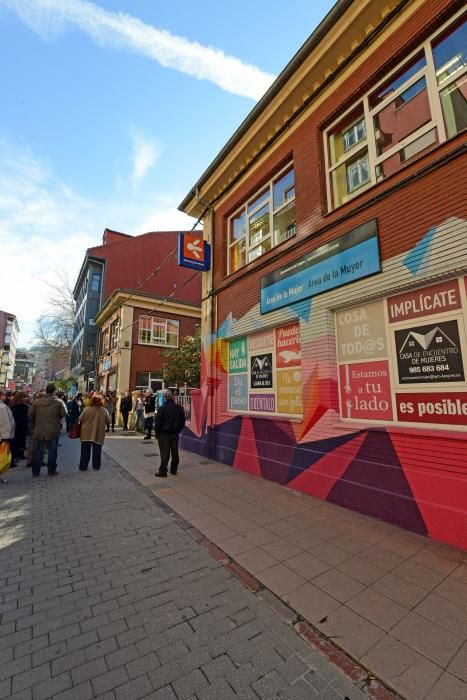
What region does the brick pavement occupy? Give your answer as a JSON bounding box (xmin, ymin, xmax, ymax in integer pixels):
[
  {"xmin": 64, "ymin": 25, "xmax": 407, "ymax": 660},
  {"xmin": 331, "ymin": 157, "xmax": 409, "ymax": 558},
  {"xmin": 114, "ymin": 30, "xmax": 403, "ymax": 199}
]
[
  {"xmin": 102, "ymin": 432, "xmax": 467, "ymax": 700},
  {"xmin": 1, "ymin": 434, "xmax": 379, "ymax": 700}
]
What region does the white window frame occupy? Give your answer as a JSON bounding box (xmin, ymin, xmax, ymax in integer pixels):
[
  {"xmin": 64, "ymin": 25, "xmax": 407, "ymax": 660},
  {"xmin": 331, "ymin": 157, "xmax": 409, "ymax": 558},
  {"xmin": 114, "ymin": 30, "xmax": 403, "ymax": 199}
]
[
  {"xmin": 138, "ymin": 316, "xmax": 179, "ymax": 348},
  {"xmin": 228, "ymin": 163, "xmax": 296, "ymax": 274},
  {"xmin": 110, "ymin": 320, "xmax": 120, "ymax": 348},
  {"xmin": 324, "ymin": 9, "xmax": 466, "ymax": 211}
]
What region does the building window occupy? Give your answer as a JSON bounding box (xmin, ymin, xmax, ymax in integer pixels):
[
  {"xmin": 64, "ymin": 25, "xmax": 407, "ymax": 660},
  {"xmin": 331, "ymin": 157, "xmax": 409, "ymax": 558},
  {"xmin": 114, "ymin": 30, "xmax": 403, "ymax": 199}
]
[
  {"xmin": 135, "ymin": 372, "xmax": 164, "ymax": 392},
  {"xmin": 325, "ymin": 12, "xmax": 467, "ymax": 210},
  {"xmin": 91, "ymin": 273, "xmax": 100, "ymax": 292},
  {"xmin": 138, "ymin": 316, "xmax": 179, "ymax": 347},
  {"xmin": 110, "ymin": 320, "xmax": 120, "ymax": 348},
  {"xmin": 228, "ymin": 164, "xmax": 296, "ymax": 274},
  {"xmin": 102, "ymin": 329, "xmax": 109, "ymax": 352}
]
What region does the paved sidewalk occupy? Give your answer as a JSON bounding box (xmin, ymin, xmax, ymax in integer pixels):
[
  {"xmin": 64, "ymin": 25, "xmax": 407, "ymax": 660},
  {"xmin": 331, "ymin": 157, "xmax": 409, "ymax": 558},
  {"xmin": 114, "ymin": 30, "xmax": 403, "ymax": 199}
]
[
  {"xmin": 1, "ymin": 435, "xmax": 376, "ymax": 700},
  {"xmin": 103, "ymin": 433, "xmax": 467, "ymax": 700}
]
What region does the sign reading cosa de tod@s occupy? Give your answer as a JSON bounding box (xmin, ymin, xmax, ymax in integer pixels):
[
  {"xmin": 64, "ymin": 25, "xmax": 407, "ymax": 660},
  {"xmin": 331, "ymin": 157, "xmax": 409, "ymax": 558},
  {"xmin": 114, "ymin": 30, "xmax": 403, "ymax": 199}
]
[{"xmin": 260, "ymin": 220, "xmax": 380, "ymax": 314}]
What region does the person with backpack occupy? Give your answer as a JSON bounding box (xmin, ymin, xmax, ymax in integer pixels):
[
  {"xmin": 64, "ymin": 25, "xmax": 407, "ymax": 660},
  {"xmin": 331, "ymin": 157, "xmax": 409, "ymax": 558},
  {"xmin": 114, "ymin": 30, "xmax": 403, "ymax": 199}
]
[{"xmin": 154, "ymin": 390, "xmax": 186, "ymax": 477}]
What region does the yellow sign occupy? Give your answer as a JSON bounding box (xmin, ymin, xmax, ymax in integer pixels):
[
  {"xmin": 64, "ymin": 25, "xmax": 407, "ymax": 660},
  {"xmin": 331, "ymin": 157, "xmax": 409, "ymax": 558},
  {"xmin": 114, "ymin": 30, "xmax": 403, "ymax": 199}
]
[{"xmin": 277, "ymin": 369, "xmax": 302, "ymax": 415}]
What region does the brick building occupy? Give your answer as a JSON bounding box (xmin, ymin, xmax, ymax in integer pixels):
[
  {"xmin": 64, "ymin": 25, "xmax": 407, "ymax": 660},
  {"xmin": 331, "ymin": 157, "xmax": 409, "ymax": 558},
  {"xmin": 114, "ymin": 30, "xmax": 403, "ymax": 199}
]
[
  {"xmin": 95, "ymin": 289, "xmax": 200, "ymax": 397},
  {"xmin": 179, "ymin": 1, "xmax": 467, "ymax": 548},
  {"xmin": 71, "ymin": 229, "xmax": 201, "ymax": 390}
]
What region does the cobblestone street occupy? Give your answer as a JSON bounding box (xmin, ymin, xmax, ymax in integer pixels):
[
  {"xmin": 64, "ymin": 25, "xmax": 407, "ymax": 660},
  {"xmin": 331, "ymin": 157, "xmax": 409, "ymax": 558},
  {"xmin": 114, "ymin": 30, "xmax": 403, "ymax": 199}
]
[{"xmin": 0, "ymin": 436, "xmax": 371, "ymax": 700}]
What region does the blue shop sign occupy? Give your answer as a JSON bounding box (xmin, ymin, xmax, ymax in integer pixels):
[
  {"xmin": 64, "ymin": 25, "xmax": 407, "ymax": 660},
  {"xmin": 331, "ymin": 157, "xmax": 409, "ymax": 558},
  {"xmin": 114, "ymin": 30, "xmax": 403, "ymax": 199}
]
[
  {"xmin": 260, "ymin": 220, "xmax": 380, "ymax": 314},
  {"xmin": 178, "ymin": 233, "xmax": 211, "ymax": 271}
]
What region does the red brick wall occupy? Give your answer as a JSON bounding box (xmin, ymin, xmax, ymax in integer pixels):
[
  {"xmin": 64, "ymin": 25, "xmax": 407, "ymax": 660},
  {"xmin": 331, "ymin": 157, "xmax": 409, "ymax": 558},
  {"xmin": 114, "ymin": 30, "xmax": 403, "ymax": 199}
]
[
  {"xmin": 89, "ymin": 231, "xmax": 201, "ymax": 307},
  {"xmin": 212, "ymin": 0, "xmax": 465, "ymax": 307}
]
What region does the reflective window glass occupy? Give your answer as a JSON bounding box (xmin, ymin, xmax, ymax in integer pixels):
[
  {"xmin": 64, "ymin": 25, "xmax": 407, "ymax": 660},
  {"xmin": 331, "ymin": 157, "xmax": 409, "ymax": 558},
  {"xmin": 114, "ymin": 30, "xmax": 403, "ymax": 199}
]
[
  {"xmin": 433, "ymin": 19, "xmax": 467, "ymax": 85},
  {"xmin": 273, "ymin": 168, "xmax": 295, "ymax": 210},
  {"xmin": 248, "ymin": 188, "xmax": 269, "ymax": 213},
  {"xmin": 369, "ymin": 54, "xmax": 426, "ymax": 108},
  {"xmin": 439, "ymin": 75, "xmax": 467, "ymax": 137},
  {"xmin": 249, "ymin": 203, "xmax": 270, "ymax": 247},
  {"xmin": 374, "ymin": 77, "xmax": 431, "ymax": 156},
  {"xmin": 230, "ymin": 210, "xmax": 246, "ymax": 244}
]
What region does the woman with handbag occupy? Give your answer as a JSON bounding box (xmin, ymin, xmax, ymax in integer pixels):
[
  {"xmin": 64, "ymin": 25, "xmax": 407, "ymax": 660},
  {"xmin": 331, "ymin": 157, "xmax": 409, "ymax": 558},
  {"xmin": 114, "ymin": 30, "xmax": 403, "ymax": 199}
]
[
  {"xmin": 0, "ymin": 389, "xmax": 15, "ymax": 484},
  {"xmin": 78, "ymin": 394, "xmax": 109, "ymax": 471}
]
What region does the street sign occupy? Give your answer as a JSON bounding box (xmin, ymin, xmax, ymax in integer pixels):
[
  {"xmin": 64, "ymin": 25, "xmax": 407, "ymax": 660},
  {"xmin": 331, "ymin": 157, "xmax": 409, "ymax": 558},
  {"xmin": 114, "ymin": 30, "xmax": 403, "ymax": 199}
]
[{"xmin": 178, "ymin": 233, "xmax": 211, "ymax": 271}]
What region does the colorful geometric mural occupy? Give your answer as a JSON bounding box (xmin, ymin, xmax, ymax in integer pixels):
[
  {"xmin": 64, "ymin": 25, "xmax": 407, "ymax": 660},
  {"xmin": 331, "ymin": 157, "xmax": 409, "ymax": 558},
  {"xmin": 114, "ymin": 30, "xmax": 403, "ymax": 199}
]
[{"xmin": 181, "ymin": 217, "xmax": 467, "ymax": 550}]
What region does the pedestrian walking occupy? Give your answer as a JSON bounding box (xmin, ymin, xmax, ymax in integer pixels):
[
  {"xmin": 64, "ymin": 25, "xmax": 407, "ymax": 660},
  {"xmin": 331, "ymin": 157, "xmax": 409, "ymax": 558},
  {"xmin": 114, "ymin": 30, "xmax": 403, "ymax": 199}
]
[
  {"xmin": 0, "ymin": 389, "xmax": 15, "ymax": 484},
  {"xmin": 29, "ymin": 383, "xmax": 66, "ymax": 477},
  {"xmin": 66, "ymin": 395, "xmax": 80, "ymax": 431},
  {"xmin": 9, "ymin": 391, "xmax": 28, "ymax": 467},
  {"xmin": 154, "ymin": 389, "xmax": 186, "ymax": 477},
  {"xmin": 120, "ymin": 391, "xmax": 132, "ymax": 431},
  {"xmin": 105, "ymin": 392, "xmax": 116, "ymax": 433},
  {"xmin": 78, "ymin": 394, "xmax": 110, "ymax": 471},
  {"xmin": 134, "ymin": 392, "xmax": 145, "ymax": 432},
  {"xmin": 143, "ymin": 389, "xmax": 156, "ymax": 440}
]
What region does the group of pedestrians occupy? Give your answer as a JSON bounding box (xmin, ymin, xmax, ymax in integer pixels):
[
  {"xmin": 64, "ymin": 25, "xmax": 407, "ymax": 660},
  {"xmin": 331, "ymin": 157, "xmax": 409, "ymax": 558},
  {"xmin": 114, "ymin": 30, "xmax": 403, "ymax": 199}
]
[{"xmin": 0, "ymin": 384, "xmax": 186, "ymax": 482}]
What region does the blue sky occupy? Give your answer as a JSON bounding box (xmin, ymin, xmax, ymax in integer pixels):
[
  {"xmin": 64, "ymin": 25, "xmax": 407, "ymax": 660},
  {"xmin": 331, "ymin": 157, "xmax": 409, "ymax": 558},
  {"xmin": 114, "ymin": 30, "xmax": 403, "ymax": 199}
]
[{"xmin": 0, "ymin": 0, "xmax": 335, "ymax": 345}]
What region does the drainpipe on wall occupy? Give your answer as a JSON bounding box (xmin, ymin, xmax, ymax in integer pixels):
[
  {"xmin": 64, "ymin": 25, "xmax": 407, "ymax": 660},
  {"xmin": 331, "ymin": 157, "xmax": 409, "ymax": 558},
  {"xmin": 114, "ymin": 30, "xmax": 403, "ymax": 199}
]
[{"xmin": 195, "ymin": 189, "xmax": 215, "ymax": 459}]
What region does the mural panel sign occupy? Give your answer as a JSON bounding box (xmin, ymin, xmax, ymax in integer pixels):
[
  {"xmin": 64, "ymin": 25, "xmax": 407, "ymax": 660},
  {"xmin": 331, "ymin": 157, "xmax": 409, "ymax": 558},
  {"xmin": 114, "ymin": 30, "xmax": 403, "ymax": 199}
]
[
  {"xmin": 251, "ymin": 353, "xmax": 273, "ymax": 389},
  {"xmin": 260, "ymin": 220, "xmax": 380, "ymax": 313},
  {"xmin": 276, "ymin": 323, "xmax": 301, "ymax": 368},
  {"xmin": 387, "ymin": 279, "xmax": 461, "ymax": 323},
  {"xmin": 229, "ymin": 374, "xmax": 248, "ymax": 411},
  {"xmin": 336, "ymin": 275, "xmax": 467, "ymax": 430},
  {"xmin": 228, "ymin": 322, "xmax": 302, "ymax": 417},
  {"xmin": 396, "ymin": 392, "xmax": 467, "ymax": 426},
  {"xmin": 394, "ymin": 320, "xmax": 465, "ymax": 384},
  {"xmin": 339, "ymin": 361, "xmax": 393, "ymax": 421},
  {"xmin": 249, "ymin": 394, "xmax": 276, "ymax": 412},
  {"xmin": 336, "ymin": 300, "xmax": 387, "ymax": 362},
  {"xmin": 277, "ymin": 369, "xmax": 302, "ymax": 415},
  {"xmin": 229, "ymin": 337, "xmax": 247, "ymax": 374},
  {"xmin": 249, "ymin": 330, "xmax": 274, "ymax": 353}
]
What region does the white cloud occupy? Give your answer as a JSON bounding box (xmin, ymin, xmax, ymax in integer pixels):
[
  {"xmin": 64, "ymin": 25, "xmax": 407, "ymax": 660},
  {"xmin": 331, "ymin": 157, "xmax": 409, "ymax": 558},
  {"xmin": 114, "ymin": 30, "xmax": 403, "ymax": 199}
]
[
  {"xmin": 0, "ymin": 139, "xmax": 199, "ymax": 346},
  {"xmin": 130, "ymin": 129, "xmax": 160, "ymax": 186},
  {"xmin": 1, "ymin": 0, "xmax": 276, "ymax": 100}
]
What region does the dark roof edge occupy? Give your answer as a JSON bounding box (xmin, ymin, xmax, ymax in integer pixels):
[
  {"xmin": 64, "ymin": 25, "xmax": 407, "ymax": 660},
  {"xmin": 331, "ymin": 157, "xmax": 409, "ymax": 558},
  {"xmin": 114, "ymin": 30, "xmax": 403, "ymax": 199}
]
[{"xmin": 179, "ymin": 0, "xmax": 352, "ymax": 212}]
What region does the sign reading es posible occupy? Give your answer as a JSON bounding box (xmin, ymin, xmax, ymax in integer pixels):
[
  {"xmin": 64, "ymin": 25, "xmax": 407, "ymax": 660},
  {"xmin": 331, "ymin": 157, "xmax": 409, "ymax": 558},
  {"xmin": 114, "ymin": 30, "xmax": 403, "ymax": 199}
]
[{"xmin": 396, "ymin": 392, "xmax": 467, "ymax": 426}]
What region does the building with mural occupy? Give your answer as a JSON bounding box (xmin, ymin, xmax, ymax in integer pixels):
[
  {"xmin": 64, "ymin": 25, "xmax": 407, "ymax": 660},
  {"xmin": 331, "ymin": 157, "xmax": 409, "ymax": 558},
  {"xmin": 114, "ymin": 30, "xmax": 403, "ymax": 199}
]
[
  {"xmin": 95, "ymin": 289, "xmax": 200, "ymax": 396},
  {"xmin": 179, "ymin": 0, "xmax": 467, "ymax": 549}
]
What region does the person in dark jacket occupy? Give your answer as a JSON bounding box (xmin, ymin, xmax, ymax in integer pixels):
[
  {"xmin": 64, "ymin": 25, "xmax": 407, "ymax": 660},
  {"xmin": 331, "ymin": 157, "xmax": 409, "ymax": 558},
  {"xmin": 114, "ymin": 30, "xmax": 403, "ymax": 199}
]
[
  {"xmin": 154, "ymin": 390, "xmax": 186, "ymax": 477},
  {"xmin": 10, "ymin": 392, "xmax": 29, "ymax": 467},
  {"xmin": 66, "ymin": 396, "xmax": 80, "ymax": 431},
  {"xmin": 143, "ymin": 389, "xmax": 156, "ymax": 440},
  {"xmin": 119, "ymin": 392, "xmax": 132, "ymax": 431},
  {"xmin": 29, "ymin": 384, "xmax": 66, "ymax": 477}
]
